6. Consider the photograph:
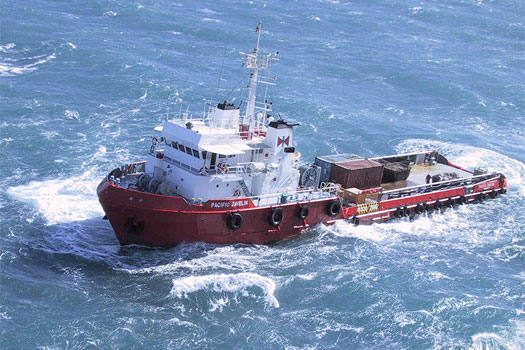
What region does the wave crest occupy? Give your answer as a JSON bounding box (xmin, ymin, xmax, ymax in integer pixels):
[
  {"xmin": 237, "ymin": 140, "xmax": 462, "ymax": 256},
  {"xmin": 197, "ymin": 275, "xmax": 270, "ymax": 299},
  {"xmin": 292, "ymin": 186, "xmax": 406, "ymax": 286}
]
[{"xmin": 170, "ymin": 272, "xmax": 279, "ymax": 308}]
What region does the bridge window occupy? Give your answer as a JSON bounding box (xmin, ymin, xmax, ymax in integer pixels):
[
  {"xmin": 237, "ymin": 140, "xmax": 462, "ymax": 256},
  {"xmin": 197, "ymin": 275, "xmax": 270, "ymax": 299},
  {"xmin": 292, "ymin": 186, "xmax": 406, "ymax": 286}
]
[
  {"xmin": 185, "ymin": 146, "xmax": 192, "ymax": 155},
  {"xmin": 171, "ymin": 141, "xmax": 178, "ymax": 148},
  {"xmin": 192, "ymin": 149, "xmax": 199, "ymax": 158},
  {"xmin": 201, "ymin": 151, "xmax": 207, "ymax": 159},
  {"xmin": 178, "ymin": 144, "xmax": 185, "ymax": 152}
]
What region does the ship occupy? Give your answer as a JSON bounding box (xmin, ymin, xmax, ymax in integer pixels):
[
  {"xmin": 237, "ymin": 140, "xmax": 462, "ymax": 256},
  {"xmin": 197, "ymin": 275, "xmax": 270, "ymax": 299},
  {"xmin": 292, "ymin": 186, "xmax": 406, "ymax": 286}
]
[{"xmin": 97, "ymin": 23, "xmax": 509, "ymax": 247}]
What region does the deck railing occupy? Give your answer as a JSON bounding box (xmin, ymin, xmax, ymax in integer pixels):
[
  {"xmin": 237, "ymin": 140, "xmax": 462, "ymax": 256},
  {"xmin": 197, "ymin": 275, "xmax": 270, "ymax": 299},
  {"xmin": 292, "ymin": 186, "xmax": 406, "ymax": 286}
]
[
  {"xmin": 380, "ymin": 173, "xmax": 500, "ymax": 200},
  {"xmin": 246, "ymin": 184, "xmax": 339, "ymax": 207}
]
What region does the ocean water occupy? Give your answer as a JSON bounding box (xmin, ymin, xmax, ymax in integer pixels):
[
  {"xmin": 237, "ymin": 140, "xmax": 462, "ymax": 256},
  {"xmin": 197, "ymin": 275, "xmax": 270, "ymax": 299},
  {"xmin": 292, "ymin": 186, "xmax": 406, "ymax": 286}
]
[{"xmin": 1, "ymin": 0, "xmax": 524, "ymax": 349}]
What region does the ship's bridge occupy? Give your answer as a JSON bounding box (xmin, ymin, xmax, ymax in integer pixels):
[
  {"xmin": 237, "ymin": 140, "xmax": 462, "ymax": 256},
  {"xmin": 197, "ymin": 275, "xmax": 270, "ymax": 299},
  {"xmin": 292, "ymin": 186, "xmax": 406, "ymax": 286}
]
[{"xmin": 145, "ymin": 107, "xmax": 299, "ymax": 201}]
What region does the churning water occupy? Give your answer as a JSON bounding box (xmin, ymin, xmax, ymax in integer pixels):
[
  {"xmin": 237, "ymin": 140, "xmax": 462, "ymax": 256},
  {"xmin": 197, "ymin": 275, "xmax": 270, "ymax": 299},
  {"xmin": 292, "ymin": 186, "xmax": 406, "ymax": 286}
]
[{"xmin": 1, "ymin": 0, "xmax": 524, "ymax": 349}]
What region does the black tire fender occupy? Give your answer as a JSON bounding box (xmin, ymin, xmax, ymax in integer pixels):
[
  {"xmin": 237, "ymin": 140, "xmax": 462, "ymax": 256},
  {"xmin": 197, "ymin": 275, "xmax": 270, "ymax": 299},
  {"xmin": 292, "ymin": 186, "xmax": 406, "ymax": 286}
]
[
  {"xmin": 227, "ymin": 212, "xmax": 243, "ymax": 231},
  {"xmin": 269, "ymin": 208, "xmax": 283, "ymax": 227},
  {"xmin": 479, "ymin": 192, "xmax": 486, "ymax": 202},
  {"xmin": 298, "ymin": 205, "xmax": 309, "ymax": 220},
  {"xmin": 395, "ymin": 207, "xmax": 403, "ymax": 218},
  {"xmin": 327, "ymin": 200, "xmax": 341, "ymax": 217}
]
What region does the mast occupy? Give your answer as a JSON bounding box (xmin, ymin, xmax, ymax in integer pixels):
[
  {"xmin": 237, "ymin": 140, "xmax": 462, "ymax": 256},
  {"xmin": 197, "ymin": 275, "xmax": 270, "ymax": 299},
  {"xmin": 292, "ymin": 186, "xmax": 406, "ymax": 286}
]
[{"xmin": 241, "ymin": 22, "xmax": 277, "ymax": 139}]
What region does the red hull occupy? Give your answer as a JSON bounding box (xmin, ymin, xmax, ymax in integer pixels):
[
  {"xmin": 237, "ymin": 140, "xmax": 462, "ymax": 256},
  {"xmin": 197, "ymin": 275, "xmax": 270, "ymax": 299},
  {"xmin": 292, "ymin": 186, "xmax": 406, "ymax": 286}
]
[
  {"xmin": 97, "ymin": 174, "xmax": 508, "ymax": 247},
  {"xmin": 97, "ymin": 180, "xmax": 343, "ymax": 247}
]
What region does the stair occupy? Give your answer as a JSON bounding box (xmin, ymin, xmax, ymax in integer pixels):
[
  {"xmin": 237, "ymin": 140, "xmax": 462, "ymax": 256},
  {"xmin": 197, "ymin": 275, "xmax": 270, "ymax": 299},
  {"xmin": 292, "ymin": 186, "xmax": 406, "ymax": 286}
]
[{"xmin": 239, "ymin": 179, "xmax": 250, "ymax": 196}]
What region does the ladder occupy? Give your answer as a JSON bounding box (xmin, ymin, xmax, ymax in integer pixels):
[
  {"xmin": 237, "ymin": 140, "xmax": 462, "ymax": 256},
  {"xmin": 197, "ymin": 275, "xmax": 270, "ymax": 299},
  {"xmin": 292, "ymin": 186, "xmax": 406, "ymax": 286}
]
[{"xmin": 239, "ymin": 179, "xmax": 251, "ymax": 196}]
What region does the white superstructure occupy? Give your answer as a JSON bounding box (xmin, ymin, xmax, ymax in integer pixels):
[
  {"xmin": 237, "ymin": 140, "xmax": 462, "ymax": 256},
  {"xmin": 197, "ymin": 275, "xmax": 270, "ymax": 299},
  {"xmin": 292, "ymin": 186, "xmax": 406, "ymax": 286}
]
[{"xmin": 143, "ymin": 22, "xmax": 301, "ymax": 202}]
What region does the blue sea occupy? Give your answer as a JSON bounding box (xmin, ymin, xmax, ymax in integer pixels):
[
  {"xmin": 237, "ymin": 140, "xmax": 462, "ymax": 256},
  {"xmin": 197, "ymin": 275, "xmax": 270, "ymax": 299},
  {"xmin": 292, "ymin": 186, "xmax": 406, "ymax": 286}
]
[{"xmin": 1, "ymin": 1, "xmax": 524, "ymax": 349}]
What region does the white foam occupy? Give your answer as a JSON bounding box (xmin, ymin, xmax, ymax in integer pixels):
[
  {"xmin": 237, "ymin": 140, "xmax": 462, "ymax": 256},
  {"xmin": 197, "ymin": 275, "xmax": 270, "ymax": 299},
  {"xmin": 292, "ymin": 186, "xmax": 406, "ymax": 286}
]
[
  {"xmin": 209, "ymin": 297, "xmax": 229, "ymax": 312},
  {"xmin": 330, "ymin": 193, "xmax": 517, "ymax": 246},
  {"xmin": 394, "ymin": 312, "xmax": 416, "ymax": 327},
  {"xmin": 170, "ymin": 272, "xmax": 279, "ymax": 308},
  {"xmin": 201, "ymin": 17, "xmax": 222, "ymax": 23},
  {"xmin": 65, "ymin": 109, "xmax": 80, "ymax": 119},
  {"xmin": 0, "ymin": 53, "xmax": 55, "ymax": 77},
  {"xmin": 126, "ymin": 244, "xmax": 268, "ymax": 275},
  {"xmin": 165, "ymin": 317, "xmax": 197, "ymax": 328},
  {"xmin": 297, "ymin": 273, "xmax": 317, "ymax": 280},
  {"xmin": 6, "ymin": 170, "xmax": 103, "ymax": 225},
  {"xmin": 102, "ymin": 11, "xmax": 118, "ymax": 18},
  {"xmin": 469, "ymin": 320, "xmax": 525, "ymax": 350},
  {"xmin": 410, "ymin": 7, "xmax": 424, "ymax": 14},
  {"xmin": 198, "ymin": 8, "xmax": 218, "ymax": 15},
  {"xmin": 0, "ymin": 43, "xmax": 15, "ymax": 52}
]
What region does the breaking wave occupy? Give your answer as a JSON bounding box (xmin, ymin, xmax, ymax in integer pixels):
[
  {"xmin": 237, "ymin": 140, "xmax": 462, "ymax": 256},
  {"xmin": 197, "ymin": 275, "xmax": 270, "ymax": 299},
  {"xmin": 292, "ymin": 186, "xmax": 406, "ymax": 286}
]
[
  {"xmin": 0, "ymin": 52, "xmax": 56, "ymax": 77},
  {"xmin": 469, "ymin": 320, "xmax": 525, "ymax": 350},
  {"xmin": 170, "ymin": 272, "xmax": 279, "ymax": 308}
]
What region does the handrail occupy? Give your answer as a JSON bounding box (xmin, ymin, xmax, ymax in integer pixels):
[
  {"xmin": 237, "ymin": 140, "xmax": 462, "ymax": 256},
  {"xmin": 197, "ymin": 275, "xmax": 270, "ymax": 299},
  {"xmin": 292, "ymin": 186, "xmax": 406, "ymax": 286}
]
[
  {"xmin": 381, "ymin": 173, "xmax": 499, "ymax": 200},
  {"xmin": 243, "ymin": 185, "xmax": 339, "ymax": 207}
]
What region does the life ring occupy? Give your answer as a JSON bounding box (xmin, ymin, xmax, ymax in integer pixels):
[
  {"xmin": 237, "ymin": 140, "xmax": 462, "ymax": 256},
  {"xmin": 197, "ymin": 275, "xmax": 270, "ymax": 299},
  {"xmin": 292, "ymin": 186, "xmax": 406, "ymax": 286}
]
[
  {"xmin": 395, "ymin": 207, "xmax": 402, "ymax": 218},
  {"xmin": 434, "ymin": 200, "xmax": 443, "ymax": 211},
  {"xmin": 353, "ymin": 216, "xmax": 360, "ymax": 226},
  {"xmin": 124, "ymin": 217, "xmax": 144, "ymax": 235},
  {"xmin": 269, "ymin": 208, "xmax": 283, "ymax": 227},
  {"xmin": 226, "ymin": 212, "xmax": 243, "ymax": 231},
  {"xmin": 403, "ymin": 206, "xmax": 410, "ymax": 217},
  {"xmin": 298, "ymin": 205, "xmax": 309, "ymax": 220},
  {"xmin": 415, "ymin": 203, "xmax": 424, "ymax": 214},
  {"xmin": 327, "ymin": 200, "xmax": 341, "ymax": 217},
  {"xmin": 460, "ymin": 196, "xmax": 467, "ymax": 204},
  {"xmin": 233, "ymin": 189, "xmax": 241, "ymax": 197},
  {"xmin": 199, "ymin": 166, "xmax": 209, "ymax": 175}
]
